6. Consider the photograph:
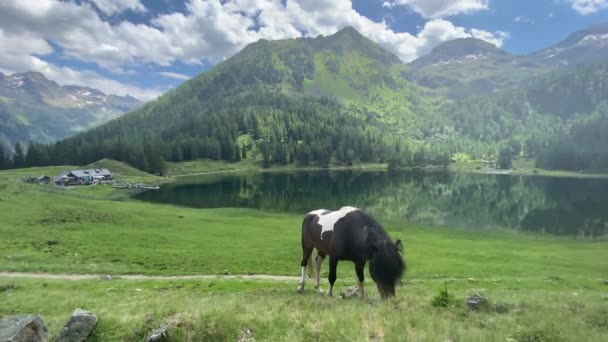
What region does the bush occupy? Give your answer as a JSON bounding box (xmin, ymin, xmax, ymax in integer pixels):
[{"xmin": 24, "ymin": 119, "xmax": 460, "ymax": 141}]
[
  {"xmin": 512, "ymin": 325, "xmax": 563, "ymax": 342},
  {"xmin": 431, "ymin": 283, "xmax": 456, "ymax": 308}
]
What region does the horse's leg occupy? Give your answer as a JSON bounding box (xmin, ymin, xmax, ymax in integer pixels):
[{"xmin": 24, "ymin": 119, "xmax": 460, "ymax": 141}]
[
  {"xmin": 355, "ymin": 261, "xmax": 365, "ymax": 298},
  {"xmin": 327, "ymin": 255, "xmax": 338, "ymax": 296},
  {"xmin": 314, "ymin": 253, "xmax": 325, "ymax": 292},
  {"xmin": 298, "ymin": 245, "xmax": 314, "ymax": 293}
]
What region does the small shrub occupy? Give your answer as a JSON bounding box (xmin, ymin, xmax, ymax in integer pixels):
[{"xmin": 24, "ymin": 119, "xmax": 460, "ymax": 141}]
[
  {"xmin": 431, "ymin": 283, "xmax": 456, "ymax": 308},
  {"xmin": 586, "ymin": 307, "xmax": 608, "ymax": 330},
  {"xmin": 0, "ymin": 283, "xmax": 16, "ymax": 292},
  {"xmin": 512, "ymin": 324, "xmax": 563, "ymax": 342}
]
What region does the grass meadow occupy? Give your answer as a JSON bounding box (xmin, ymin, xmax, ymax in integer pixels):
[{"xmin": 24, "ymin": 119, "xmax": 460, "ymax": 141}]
[{"xmin": 1, "ymin": 164, "xmax": 607, "ymax": 341}]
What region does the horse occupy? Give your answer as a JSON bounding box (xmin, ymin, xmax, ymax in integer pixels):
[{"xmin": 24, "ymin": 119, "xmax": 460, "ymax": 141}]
[{"xmin": 297, "ymin": 206, "xmax": 405, "ymax": 299}]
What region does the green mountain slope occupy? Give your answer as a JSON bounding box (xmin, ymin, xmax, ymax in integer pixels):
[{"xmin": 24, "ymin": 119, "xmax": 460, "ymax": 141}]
[
  {"xmin": 43, "ymin": 27, "xmax": 447, "ymax": 173},
  {"xmin": 0, "ymin": 71, "xmax": 141, "ymax": 152},
  {"xmin": 20, "ymin": 26, "xmax": 608, "ymax": 174},
  {"xmin": 443, "ymin": 62, "xmax": 608, "ymax": 170}
]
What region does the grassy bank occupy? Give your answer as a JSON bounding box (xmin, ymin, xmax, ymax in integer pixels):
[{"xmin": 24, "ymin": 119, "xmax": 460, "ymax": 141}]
[
  {"xmin": 1, "ymin": 165, "xmax": 608, "ymax": 341},
  {"xmin": 450, "ymin": 158, "xmax": 608, "ymax": 179},
  {"xmin": 165, "ymin": 159, "xmax": 388, "ymax": 177},
  {"xmin": 2, "ymin": 276, "xmax": 607, "ymax": 341}
]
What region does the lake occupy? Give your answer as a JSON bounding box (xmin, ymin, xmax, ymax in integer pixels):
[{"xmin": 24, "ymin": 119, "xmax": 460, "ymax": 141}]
[{"xmin": 135, "ymin": 170, "xmax": 608, "ymax": 237}]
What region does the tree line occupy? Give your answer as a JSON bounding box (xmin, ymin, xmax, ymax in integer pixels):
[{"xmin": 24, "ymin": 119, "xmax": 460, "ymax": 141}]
[{"xmin": 0, "ymin": 92, "xmax": 453, "ymax": 174}]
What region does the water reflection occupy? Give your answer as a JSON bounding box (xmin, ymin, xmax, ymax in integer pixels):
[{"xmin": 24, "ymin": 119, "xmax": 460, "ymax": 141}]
[{"xmin": 135, "ymin": 170, "xmax": 608, "ymax": 237}]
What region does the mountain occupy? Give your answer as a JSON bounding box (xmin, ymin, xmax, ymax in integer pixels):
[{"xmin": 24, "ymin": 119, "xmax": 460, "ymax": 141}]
[
  {"xmin": 406, "ymin": 38, "xmax": 548, "ymax": 98},
  {"xmin": 42, "ymin": 26, "xmax": 448, "ymax": 173},
  {"xmin": 530, "ymin": 23, "xmax": 608, "ymax": 67},
  {"xmin": 0, "ymin": 71, "xmax": 141, "ymax": 151},
  {"xmin": 443, "ymin": 61, "xmax": 608, "ymax": 171},
  {"xmin": 22, "ymin": 25, "xmax": 608, "ymax": 174},
  {"xmin": 407, "ymin": 23, "xmax": 608, "ymax": 98}
]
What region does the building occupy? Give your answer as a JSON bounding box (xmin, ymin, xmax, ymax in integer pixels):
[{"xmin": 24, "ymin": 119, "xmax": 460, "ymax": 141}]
[
  {"xmin": 37, "ymin": 175, "xmax": 51, "ymax": 184},
  {"xmin": 54, "ymin": 169, "xmax": 113, "ymax": 186}
]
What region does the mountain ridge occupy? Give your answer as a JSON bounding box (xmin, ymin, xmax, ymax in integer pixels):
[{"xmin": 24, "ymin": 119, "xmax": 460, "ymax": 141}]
[
  {"xmin": 0, "ymin": 71, "xmax": 142, "ymax": 151},
  {"xmin": 406, "ymin": 22, "xmax": 608, "ymax": 98}
]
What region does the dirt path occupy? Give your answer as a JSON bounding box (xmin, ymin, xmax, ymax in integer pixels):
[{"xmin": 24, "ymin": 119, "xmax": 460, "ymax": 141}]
[{"xmin": 0, "ymin": 272, "xmax": 300, "ymax": 282}]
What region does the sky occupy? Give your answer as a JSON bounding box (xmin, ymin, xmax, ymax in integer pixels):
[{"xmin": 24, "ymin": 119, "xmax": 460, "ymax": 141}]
[{"xmin": 1, "ymin": 0, "xmax": 607, "ymax": 101}]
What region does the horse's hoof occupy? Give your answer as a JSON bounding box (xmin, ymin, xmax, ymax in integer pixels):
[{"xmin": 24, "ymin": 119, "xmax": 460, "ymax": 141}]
[{"xmin": 297, "ymin": 287, "xmax": 304, "ymax": 293}]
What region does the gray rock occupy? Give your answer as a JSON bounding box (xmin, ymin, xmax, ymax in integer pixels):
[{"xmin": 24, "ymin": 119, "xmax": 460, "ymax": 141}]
[
  {"xmin": 146, "ymin": 326, "xmax": 168, "ymax": 342},
  {"xmin": 340, "ymin": 286, "xmax": 359, "ymax": 299},
  {"xmin": 55, "ymin": 309, "xmax": 97, "ymax": 342},
  {"xmin": 465, "ymin": 293, "xmax": 488, "ymax": 311},
  {"xmin": 237, "ymin": 328, "xmax": 254, "ymax": 342},
  {"xmin": 99, "ymin": 275, "xmax": 112, "ymax": 281},
  {"xmin": 0, "ymin": 315, "xmax": 48, "ymax": 342}
]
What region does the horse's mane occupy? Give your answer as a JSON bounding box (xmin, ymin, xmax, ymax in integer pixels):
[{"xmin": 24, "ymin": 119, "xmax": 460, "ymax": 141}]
[{"xmin": 361, "ymin": 211, "xmax": 405, "ymax": 286}]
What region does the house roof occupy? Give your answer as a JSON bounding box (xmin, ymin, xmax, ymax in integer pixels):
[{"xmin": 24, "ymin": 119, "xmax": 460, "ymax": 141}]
[
  {"xmin": 69, "ymin": 168, "xmax": 112, "ymax": 178},
  {"xmin": 55, "ymin": 168, "xmax": 112, "ymax": 181}
]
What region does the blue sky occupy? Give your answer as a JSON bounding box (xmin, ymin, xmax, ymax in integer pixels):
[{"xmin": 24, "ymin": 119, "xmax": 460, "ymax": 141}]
[{"xmin": 0, "ymin": 0, "xmax": 607, "ymax": 100}]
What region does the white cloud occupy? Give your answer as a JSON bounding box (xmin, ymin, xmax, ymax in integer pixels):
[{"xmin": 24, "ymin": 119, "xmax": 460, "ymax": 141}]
[
  {"xmin": 515, "ymin": 15, "xmax": 535, "ymax": 24},
  {"xmin": 382, "ymin": 0, "xmax": 489, "ymax": 18},
  {"xmin": 470, "ymin": 29, "xmax": 510, "ymax": 47},
  {"xmin": 0, "ymin": 0, "xmax": 509, "ymax": 98},
  {"xmin": 0, "ymin": 29, "xmax": 162, "ymax": 100},
  {"xmin": 159, "ymin": 72, "xmax": 191, "ymax": 81},
  {"xmin": 569, "ymin": 0, "xmax": 608, "ymax": 14},
  {"xmin": 92, "ymin": 0, "xmax": 146, "ymax": 15}
]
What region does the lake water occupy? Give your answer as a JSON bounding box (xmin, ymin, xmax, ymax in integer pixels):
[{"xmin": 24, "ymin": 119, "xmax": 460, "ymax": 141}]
[{"xmin": 134, "ymin": 170, "xmax": 608, "ymax": 237}]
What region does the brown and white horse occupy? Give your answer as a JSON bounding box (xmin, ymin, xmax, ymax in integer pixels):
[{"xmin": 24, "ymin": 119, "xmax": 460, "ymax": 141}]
[{"xmin": 298, "ymin": 206, "xmax": 405, "ymax": 299}]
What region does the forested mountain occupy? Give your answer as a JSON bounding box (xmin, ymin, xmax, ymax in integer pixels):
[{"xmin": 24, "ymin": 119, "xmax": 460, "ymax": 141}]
[
  {"xmin": 5, "ymin": 25, "xmax": 608, "ymax": 174},
  {"xmin": 0, "ymin": 71, "xmax": 141, "ymax": 152},
  {"xmin": 407, "ymin": 24, "xmax": 608, "ymax": 98},
  {"xmin": 443, "ymin": 62, "xmax": 608, "ymax": 171},
  {"xmin": 32, "ymin": 27, "xmax": 449, "ymax": 173}
]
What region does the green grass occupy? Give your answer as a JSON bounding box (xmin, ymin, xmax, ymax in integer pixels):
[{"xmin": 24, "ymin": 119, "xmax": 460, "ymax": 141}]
[
  {"xmin": 84, "ymin": 159, "xmax": 154, "ymax": 178},
  {"xmin": 2, "ymin": 277, "xmax": 607, "ymax": 341},
  {"xmin": 1, "ymin": 165, "xmax": 608, "ymax": 341},
  {"xmin": 166, "ymin": 159, "xmax": 388, "ymax": 177}
]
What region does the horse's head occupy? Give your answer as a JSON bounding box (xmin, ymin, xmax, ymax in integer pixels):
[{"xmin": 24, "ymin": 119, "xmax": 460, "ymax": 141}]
[{"xmin": 367, "ymin": 230, "xmax": 405, "ymax": 299}]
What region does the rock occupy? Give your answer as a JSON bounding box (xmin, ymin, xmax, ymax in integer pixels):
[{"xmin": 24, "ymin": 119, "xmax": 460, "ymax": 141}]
[
  {"xmin": 55, "ymin": 309, "xmax": 97, "ymax": 342},
  {"xmin": 237, "ymin": 328, "xmax": 254, "ymax": 342},
  {"xmin": 465, "ymin": 293, "xmax": 487, "ymax": 311},
  {"xmin": 99, "ymin": 275, "xmax": 112, "ymax": 281},
  {"xmin": 146, "ymin": 326, "xmax": 169, "ymax": 342},
  {"xmin": 340, "ymin": 286, "xmax": 359, "ymax": 299},
  {"xmin": 0, "ymin": 314, "xmax": 48, "ymax": 342}
]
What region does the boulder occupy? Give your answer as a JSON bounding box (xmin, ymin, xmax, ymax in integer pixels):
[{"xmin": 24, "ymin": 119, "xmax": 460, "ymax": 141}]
[
  {"xmin": 0, "ymin": 315, "xmax": 48, "ymax": 342},
  {"xmin": 340, "ymin": 286, "xmax": 359, "ymax": 299},
  {"xmin": 55, "ymin": 309, "xmax": 97, "ymax": 342},
  {"xmin": 146, "ymin": 326, "xmax": 169, "ymax": 342},
  {"xmin": 465, "ymin": 293, "xmax": 488, "ymax": 311}
]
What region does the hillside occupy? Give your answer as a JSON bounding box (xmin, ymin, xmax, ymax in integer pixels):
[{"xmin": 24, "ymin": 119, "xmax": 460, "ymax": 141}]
[
  {"xmin": 41, "ymin": 27, "xmax": 447, "ymax": 174},
  {"xmin": 443, "ymin": 61, "xmax": 608, "ymax": 171},
  {"xmin": 0, "ymin": 71, "xmax": 141, "ymax": 151},
  {"xmin": 11, "ymin": 25, "xmax": 608, "ymax": 174},
  {"xmin": 407, "ymin": 24, "xmax": 608, "ymax": 98}
]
